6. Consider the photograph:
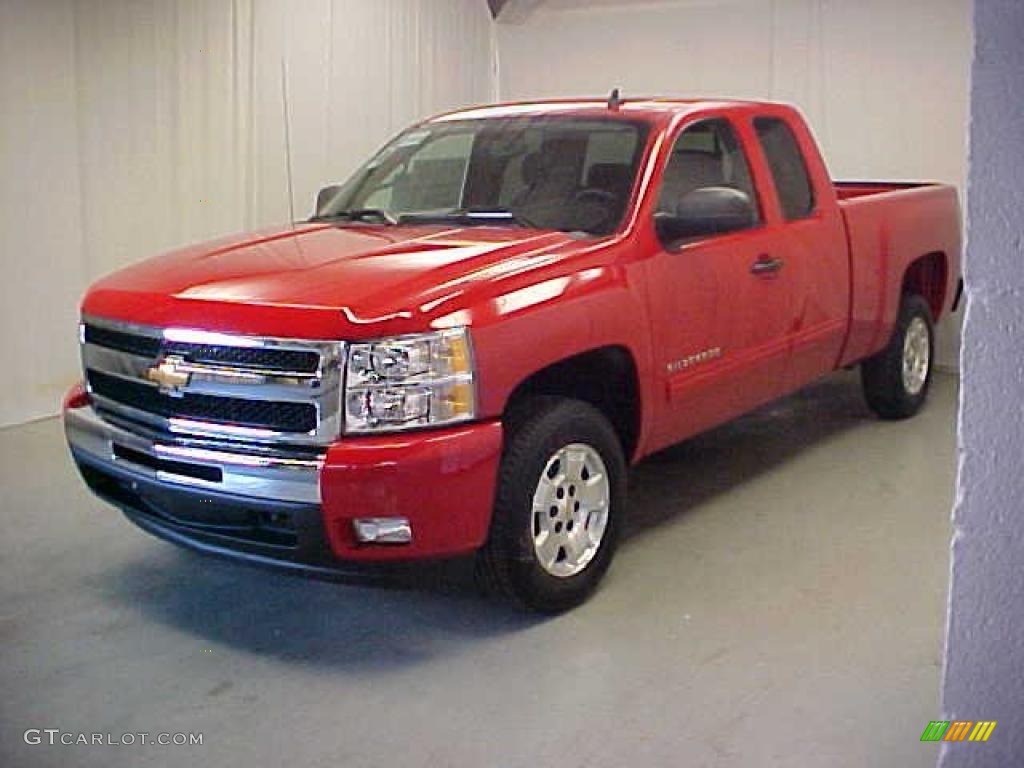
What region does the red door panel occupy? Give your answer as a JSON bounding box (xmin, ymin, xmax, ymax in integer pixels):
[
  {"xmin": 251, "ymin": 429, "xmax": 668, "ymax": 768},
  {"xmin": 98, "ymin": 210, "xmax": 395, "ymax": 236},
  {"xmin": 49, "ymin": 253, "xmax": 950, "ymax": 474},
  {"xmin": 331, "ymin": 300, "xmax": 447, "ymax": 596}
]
[
  {"xmin": 641, "ymin": 115, "xmax": 795, "ymax": 451},
  {"xmin": 645, "ymin": 226, "xmax": 794, "ymax": 450}
]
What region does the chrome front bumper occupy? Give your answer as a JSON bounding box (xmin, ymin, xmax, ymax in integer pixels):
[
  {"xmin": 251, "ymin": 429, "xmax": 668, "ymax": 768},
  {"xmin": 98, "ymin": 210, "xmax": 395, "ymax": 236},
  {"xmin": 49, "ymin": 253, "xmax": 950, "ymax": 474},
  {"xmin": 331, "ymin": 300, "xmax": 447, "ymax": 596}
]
[{"xmin": 64, "ymin": 405, "xmax": 323, "ymax": 505}]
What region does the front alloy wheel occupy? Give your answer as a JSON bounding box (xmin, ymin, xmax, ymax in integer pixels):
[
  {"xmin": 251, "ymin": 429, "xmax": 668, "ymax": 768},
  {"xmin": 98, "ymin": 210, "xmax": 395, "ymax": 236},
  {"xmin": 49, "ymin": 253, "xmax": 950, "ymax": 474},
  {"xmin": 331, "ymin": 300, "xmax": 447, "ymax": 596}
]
[
  {"xmin": 531, "ymin": 443, "xmax": 610, "ymax": 578},
  {"xmin": 479, "ymin": 398, "xmax": 626, "ymax": 613}
]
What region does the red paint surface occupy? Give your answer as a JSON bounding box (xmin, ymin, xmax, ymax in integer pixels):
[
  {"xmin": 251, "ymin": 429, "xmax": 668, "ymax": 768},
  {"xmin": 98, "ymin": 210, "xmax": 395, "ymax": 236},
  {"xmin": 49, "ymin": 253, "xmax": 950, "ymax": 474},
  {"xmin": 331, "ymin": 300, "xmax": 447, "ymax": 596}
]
[
  {"xmin": 63, "ymin": 381, "xmax": 89, "ymax": 410},
  {"xmin": 320, "ymin": 421, "xmax": 503, "ymax": 560}
]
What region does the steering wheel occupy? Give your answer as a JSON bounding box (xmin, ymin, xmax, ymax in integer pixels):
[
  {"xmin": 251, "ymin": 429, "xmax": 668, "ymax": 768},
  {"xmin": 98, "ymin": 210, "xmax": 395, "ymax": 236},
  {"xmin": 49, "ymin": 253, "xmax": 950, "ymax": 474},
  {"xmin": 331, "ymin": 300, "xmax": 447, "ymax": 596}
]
[{"xmin": 568, "ymin": 187, "xmax": 618, "ymax": 234}]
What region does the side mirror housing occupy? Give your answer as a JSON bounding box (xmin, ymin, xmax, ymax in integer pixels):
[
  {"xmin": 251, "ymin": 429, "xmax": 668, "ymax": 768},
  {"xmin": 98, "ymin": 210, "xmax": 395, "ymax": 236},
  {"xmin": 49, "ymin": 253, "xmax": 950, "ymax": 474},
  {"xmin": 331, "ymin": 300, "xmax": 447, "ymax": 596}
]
[
  {"xmin": 315, "ymin": 185, "xmax": 343, "ymax": 217},
  {"xmin": 655, "ymin": 186, "xmax": 756, "ymax": 244}
]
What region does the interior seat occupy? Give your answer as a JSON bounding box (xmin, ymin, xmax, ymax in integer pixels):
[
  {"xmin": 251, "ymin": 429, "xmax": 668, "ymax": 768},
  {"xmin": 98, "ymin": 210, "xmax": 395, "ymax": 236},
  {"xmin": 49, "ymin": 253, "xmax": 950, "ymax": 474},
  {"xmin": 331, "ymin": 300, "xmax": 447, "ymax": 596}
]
[
  {"xmin": 585, "ymin": 162, "xmax": 633, "ymax": 202},
  {"xmin": 659, "ymin": 150, "xmax": 726, "ymax": 211}
]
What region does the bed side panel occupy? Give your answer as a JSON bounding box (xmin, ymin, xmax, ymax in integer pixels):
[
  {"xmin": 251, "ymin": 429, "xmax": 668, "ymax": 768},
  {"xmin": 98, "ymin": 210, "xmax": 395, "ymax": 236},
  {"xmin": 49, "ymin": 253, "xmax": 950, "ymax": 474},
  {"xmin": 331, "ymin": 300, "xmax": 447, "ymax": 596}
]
[{"xmin": 838, "ymin": 184, "xmax": 961, "ymax": 366}]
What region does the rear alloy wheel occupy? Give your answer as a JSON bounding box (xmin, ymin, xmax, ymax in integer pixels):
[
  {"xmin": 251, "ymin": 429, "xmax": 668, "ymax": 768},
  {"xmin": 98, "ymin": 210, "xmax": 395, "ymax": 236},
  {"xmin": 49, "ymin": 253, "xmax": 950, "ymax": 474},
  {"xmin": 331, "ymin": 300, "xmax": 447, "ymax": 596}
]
[
  {"xmin": 861, "ymin": 293, "xmax": 935, "ymax": 420},
  {"xmin": 479, "ymin": 398, "xmax": 625, "ymax": 613},
  {"xmin": 901, "ymin": 315, "xmax": 931, "ymax": 396}
]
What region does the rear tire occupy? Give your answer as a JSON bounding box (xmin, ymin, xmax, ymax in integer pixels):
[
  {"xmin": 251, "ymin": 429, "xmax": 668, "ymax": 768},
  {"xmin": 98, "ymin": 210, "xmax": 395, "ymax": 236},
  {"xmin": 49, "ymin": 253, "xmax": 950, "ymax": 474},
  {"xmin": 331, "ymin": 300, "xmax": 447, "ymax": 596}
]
[
  {"xmin": 478, "ymin": 398, "xmax": 626, "ymax": 613},
  {"xmin": 861, "ymin": 294, "xmax": 934, "ymax": 420}
]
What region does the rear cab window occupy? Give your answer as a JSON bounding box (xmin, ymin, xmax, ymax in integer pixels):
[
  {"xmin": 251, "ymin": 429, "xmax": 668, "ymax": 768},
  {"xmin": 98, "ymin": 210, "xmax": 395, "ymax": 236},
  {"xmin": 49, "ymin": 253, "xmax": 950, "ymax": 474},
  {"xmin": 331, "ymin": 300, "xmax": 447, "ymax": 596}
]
[{"xmin": 752, "ymin": 116, "xmax": 815, "ymax": 220}]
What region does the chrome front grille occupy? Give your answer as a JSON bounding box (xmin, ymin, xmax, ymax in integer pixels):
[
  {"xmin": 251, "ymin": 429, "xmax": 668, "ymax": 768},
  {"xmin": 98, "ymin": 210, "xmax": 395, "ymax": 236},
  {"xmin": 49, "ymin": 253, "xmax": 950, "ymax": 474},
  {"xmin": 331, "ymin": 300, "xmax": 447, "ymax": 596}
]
[
  {"xmin": 82, "ymin": 324, "xmax": 322, "ymax": 373},
  {"xmin": 81, "ymin": 316, "xmax": 344, "ymax": 446}
]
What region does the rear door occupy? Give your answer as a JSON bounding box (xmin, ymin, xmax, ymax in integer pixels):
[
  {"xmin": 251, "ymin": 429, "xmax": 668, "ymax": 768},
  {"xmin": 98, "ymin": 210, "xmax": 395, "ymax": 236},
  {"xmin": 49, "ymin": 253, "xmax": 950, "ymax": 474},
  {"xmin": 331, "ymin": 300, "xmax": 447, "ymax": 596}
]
[
  {"xmin": 644, "ymin": 116, "xmax": 794, "ymax": 447},
  {"xmin": 748, "ymin": 114, "xmax": 850, "ymax": 389}
]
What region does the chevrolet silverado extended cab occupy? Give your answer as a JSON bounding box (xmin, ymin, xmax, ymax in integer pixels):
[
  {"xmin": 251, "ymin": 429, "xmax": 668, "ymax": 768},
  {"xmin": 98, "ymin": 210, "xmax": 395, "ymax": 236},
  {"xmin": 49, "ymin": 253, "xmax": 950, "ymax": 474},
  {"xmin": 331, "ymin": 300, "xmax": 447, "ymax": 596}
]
[{"xmin": 64, "ymin": 98, "xmax": 961, "ymax": 612}]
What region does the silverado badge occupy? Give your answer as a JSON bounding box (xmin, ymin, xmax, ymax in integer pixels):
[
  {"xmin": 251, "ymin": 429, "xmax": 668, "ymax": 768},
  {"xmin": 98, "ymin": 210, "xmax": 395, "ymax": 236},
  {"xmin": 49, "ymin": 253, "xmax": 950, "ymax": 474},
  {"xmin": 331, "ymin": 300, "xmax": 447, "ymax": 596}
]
[{"xmin": 146, "ymin": 355, "xmax": 191, "ymax": 397}]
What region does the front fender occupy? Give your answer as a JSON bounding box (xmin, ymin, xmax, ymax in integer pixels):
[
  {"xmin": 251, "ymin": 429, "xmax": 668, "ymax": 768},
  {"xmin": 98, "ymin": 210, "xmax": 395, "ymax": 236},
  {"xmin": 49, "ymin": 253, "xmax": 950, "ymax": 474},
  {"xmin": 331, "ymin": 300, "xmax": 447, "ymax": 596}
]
[{"xmin": 435, "ymin": 259, "xmax": 654, "ymax": 451}]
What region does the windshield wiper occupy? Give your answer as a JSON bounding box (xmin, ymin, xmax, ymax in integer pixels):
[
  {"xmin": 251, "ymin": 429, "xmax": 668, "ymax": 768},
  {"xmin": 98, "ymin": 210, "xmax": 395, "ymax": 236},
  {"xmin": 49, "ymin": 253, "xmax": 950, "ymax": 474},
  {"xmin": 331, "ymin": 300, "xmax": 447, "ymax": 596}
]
[
  {"xmin": 311, "ymin": 208, "xmax": 398, "ymax": 225},
  {"xmin": 397, "ymin": 207, "xmax": 541, "ymax": 229}
]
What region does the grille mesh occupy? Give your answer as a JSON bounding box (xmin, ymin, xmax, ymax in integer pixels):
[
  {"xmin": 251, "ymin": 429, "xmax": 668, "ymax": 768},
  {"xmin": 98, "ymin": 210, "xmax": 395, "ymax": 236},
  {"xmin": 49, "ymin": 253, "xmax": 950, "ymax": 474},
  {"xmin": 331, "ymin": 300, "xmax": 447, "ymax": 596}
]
[
  {"xmin": 84, "ymin": 323, "xmax": 321, "ymax": 374},
  {"xmin": 162, "ymin": 342, "xmax": 320, "ymax": 373},
  {"xmin": 87, "ymin": 370, "xmax": 318, "ymax": 434},
  {"xmin": 83, "ymin": 324, "xmax": 161, "ymax": 358}
]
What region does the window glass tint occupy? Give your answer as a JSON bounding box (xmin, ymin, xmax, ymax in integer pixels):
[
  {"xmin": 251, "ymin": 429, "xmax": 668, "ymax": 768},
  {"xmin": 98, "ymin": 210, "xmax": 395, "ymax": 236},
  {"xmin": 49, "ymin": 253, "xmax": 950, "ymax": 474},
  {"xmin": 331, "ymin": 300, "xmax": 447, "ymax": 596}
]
[
  {"xmin": 753, "ymin": 117, "xmax": 814, "ymax": 219},
  {"xmin": 496, "ymin": 128, "xmax": 543, "ymax": 206},
  {"xmin": 394, "ymin": 132, "xmax": 473, "ymax": 211},
  {"xmin": 674, "ymin": 128, "xmax": 718, "ymax": 154},
  {"xmin": 582, "ymin": 129, "xmax": 641, "ymax": 182},
  {"xmin": 329, "ymin": 118, "xmax": 648, "ymax": 236},
  {"xmin": 657, "ymin": 119, "xmax": 759, "ymax": 219}
]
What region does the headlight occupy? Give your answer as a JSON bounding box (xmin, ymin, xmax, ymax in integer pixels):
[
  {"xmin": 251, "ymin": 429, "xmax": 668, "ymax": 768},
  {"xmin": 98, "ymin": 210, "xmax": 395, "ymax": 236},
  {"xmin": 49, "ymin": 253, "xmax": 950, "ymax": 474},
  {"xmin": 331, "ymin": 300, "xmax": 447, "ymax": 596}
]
[{"xmin": 344, "ymin": 328, "xmax": 476, "ymax": 433}]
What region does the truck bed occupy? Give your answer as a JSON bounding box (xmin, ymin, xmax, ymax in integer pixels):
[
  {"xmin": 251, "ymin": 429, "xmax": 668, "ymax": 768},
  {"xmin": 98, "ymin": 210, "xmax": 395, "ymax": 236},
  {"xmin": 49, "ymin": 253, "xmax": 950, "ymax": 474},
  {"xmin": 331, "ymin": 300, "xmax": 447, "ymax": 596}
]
[
  {"xmin": 834, "ymin": 180, "xmax": 961, "ymax": 367},
  {"xmin": 834, "ymin": 180, "xmax": 941, "ymax": 201}
]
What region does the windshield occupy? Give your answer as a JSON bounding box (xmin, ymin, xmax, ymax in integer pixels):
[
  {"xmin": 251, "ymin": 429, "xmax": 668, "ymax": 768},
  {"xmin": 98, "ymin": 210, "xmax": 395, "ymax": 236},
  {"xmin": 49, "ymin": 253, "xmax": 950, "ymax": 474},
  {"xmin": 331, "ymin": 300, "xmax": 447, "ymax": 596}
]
[{"xmin": 317, "ymin": 116, "xmax": 649, "ymax": 236}]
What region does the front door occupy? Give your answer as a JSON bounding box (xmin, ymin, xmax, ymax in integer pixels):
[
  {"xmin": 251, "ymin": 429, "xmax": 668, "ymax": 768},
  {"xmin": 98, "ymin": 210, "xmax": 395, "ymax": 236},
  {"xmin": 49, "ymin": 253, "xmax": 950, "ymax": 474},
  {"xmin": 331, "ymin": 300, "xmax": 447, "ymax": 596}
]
[{"xmin": 644, "ymin": 116, "xmax": 793, "ymax": 449}]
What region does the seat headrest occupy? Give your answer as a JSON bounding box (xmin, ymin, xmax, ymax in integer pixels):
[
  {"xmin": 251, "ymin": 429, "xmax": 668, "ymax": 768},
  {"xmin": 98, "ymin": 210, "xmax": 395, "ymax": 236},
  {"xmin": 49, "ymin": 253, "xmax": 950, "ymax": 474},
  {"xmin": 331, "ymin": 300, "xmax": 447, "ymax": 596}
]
[
  {"xmin": 672, "ymin": 151, "xmax": 725, "ymax": 189},
  {"xmin": 520, "ymin": 152, "xmax": 545, "ymax": 186},
  {"xmin": 586, "ymin": 163, "xmax": 631, "ymax": 194}
]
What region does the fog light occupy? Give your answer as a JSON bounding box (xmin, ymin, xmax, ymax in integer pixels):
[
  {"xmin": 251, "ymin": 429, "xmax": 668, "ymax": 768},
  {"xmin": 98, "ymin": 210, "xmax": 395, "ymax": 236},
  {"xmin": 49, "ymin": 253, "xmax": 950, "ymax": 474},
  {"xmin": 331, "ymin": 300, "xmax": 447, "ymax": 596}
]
[{"xmin": 353, "ymin": 517, "xmax": 412, "ymax": 544}]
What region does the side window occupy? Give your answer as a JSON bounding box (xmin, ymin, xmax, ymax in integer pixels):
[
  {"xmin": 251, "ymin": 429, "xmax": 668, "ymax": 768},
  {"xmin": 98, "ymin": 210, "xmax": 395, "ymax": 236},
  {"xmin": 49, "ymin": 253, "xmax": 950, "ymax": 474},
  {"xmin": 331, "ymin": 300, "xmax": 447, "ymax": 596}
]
[
  {"xmin": 753, "ymin": 117, "xmax": 814, "ymax": 220},
  {"xmin": 657, "ymin": 119, "xmax": 759, "ymax": 220},
  {"xmin": 387, "ymin": 132, "xmax": 473, "ymax": 211}
]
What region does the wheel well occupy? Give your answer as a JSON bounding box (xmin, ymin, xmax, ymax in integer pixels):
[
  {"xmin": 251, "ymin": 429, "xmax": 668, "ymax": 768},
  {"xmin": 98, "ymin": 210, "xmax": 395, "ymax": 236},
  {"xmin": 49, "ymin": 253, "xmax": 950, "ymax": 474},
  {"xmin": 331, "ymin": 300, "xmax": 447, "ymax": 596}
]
[
  {"xmin": 902, "ymin": 252, "xmax": 948, "ymax": 320},
  {"xmin": 504, "ymin": 346, "xmax": 641, "ymax": 461}
]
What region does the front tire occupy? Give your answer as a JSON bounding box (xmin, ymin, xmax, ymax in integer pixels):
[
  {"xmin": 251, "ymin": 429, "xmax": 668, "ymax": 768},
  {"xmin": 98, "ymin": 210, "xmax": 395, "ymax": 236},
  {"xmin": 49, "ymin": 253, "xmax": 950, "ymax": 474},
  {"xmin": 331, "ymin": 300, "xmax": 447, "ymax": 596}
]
[
  {"xmin": 479, "ymin": 398, "xmax": 626, "ymax": 613},
  {"xmin": 861, "ymin": 293, "xmax": 935, "ymax": 420}
]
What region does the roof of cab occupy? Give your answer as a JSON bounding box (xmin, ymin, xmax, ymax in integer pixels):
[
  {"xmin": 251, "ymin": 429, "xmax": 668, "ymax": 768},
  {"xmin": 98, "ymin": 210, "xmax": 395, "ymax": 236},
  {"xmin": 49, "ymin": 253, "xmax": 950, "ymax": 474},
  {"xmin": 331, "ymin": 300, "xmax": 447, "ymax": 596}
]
[{"xmin": 428, "ymin": 97, "xmax": 785, "ymax": 124}]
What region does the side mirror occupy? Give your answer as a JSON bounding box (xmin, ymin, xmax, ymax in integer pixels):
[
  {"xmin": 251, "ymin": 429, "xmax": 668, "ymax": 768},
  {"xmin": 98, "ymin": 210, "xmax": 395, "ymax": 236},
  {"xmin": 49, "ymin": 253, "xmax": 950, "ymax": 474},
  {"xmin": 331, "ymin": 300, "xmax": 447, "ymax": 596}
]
[
  {"xmin": 655, "ymin": 186, "xmax": 756, "ymax": 244},
  {"xmin": 315, "ymin": 185, "xmax": 343, "ymax": 217}
]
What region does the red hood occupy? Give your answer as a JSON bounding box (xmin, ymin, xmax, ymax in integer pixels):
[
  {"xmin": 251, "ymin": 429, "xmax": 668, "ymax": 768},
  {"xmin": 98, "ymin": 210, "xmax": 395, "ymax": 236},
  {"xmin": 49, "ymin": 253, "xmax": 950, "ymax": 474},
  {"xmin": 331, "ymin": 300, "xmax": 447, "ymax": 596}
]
[{"xmin": 82, "ymin": 223, "xmax": 582, "ymax": 339}]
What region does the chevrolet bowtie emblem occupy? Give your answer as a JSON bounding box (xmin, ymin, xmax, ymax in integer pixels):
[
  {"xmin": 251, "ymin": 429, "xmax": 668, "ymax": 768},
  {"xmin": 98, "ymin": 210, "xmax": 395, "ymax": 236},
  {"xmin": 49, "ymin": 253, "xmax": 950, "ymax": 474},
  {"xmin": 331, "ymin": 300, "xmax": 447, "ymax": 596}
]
[{"xmin": 146, "ymin": 355, "xmax": 191, "ymax": 396}]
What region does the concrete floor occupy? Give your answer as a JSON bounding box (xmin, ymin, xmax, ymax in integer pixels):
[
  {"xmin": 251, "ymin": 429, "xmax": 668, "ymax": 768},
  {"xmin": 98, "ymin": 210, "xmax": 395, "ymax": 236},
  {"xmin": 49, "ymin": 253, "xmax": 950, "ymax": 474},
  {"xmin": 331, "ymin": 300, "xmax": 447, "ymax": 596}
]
[{"xmin": 0, "ymin": 371, "xmax": 956, "ymax": 768}]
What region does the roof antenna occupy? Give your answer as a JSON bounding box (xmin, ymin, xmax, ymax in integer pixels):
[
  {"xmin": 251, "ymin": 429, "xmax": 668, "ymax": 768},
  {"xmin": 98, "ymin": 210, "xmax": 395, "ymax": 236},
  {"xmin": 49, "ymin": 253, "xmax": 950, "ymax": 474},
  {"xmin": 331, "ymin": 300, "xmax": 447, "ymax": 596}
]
[
  {"xmin": 607, "ymin": 87, "xmax": 622, "ymax": 110},
  {"xmin": 280, "ymin": 55, "xmax": 296, "ymax": 226}
]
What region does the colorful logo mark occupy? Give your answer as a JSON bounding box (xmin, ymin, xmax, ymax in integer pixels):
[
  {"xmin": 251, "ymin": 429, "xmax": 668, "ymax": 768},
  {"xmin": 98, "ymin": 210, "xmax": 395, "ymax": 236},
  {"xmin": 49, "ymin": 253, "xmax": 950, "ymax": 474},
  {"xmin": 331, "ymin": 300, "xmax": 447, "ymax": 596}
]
[{"xmin": 921, "ymin": 721, "xmax": 997, "ymax": 742}]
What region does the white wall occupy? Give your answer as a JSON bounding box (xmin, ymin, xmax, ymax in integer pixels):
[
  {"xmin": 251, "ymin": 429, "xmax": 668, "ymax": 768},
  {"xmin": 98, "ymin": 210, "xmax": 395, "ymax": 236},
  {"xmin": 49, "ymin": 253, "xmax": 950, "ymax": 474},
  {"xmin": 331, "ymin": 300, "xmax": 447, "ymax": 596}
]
[
  {"xmin": 0, "ymin": 0, "xmax": 972, "ymax": 427},
  {"xmin": 0, "ymin": 0, "xmax": 495, "ymax": 427},
  {"xmin": 498, "ymin": 0, "xmax": 972, "ymax": 368},
  {"xmin": 941, "ymin": 3, "xmax": 1024, "ymax": 765},
  {"xmin": 0, "ymin": 0, "xmax": 89, "ymax": 428}
]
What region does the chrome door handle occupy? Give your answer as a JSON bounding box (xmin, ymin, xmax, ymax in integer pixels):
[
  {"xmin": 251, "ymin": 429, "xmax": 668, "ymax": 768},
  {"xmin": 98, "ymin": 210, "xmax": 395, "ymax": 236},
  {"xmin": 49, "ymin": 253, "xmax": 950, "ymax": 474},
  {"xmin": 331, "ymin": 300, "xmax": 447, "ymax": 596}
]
[{"xmin": 750, "ymin": 256, "xmax": 784, "ymax": 276}]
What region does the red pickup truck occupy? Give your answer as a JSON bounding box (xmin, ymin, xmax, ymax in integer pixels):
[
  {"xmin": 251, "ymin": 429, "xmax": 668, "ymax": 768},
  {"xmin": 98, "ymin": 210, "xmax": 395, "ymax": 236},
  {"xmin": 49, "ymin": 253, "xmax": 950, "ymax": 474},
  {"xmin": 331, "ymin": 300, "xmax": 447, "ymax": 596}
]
[{"xmin": 64, "ymin": 97, "xmax": 961, "ymax": 611}]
